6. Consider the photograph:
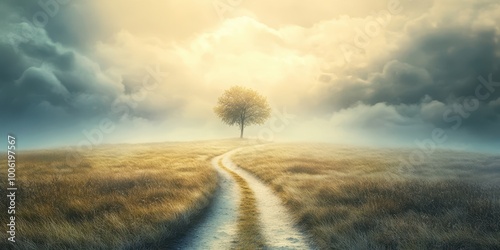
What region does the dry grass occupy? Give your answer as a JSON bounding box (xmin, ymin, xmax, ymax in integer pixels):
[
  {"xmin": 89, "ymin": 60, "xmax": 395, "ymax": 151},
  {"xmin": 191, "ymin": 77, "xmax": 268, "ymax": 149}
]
[
  {"xmin": 0, "ymin": 139, "xmax": 252, "ymax": 249},
  {"xmin": 233, "ymin": 143, "xmax": 500, "ymax": 250},
  {"xmin": 218, "ymin": 159, "xmax": 265, "ymax": 250}
]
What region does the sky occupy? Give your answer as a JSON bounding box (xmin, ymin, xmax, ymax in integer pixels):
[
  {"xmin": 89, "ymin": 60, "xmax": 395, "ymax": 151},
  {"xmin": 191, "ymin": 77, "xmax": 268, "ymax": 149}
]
[{"xmin": 0, "ymin": 0, "xmax": 499, "ymax": 152}]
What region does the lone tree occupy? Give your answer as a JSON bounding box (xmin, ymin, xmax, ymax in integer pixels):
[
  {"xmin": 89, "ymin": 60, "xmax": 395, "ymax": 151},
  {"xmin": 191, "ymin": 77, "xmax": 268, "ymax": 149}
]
[{"xmin": 214, "ymin": 86, "xmax": 271, "ymax": 138}]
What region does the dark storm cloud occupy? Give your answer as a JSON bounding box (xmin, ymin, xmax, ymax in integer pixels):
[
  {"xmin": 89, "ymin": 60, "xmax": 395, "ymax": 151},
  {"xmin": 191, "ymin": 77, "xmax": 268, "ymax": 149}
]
[
  {"xmin": 0, "ymin": 42, "xmax": 30, "ymax": 83},
  {"xmin": 395, "ymin": 28, "xmax": 499, "ymax": 102},
  {"xmin": 0, "ymin": 0, "xmax": 127, "ymax": 148},
  {"xmin": 0, "ymin": 3, "xmax": 182, "ymax": 145},
  {"xmin": 319, "ymin": 18, "xmax": 500, "ymax": 137},
  {"xmin": 0, "ymin": 23, "xmax": 113, "ymax": 117},
  {"xmin": 0, "ymin": 0, "xmax": 107, "ymax": 50}
]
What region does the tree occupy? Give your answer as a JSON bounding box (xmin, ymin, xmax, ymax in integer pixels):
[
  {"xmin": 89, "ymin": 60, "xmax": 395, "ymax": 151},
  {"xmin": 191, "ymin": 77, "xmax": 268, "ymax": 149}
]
[{"xmin": 214, "ymin": 86, "xmax": 271, "ymax": 138}]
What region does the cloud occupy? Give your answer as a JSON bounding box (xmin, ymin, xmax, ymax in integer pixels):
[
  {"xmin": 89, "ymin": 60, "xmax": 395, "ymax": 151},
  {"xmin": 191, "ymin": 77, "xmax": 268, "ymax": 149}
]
[
  {"xmin": 0, "ymin": 2, "xmax": 125, "ymax": 148},
  {"xmin": 311, "ymin": 0, "xmax": 500, "ymax": 146},
  {"xmin": 1, "ymin": 0, "xmax": 499, "ymax": 150}
]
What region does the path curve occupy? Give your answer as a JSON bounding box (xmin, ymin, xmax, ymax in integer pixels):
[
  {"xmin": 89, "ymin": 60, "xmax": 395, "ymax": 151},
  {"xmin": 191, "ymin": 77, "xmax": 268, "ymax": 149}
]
[
  {"xmin": 172, "ymin": 155, "xmax": 239, "ymax": 249},
  {"xmin": 174, "ymin": 147, "xmax": 314, "ymax": 249},
  {"xmin": 222, "ymin": 148, "xmax": 314, "ymax": 250}
]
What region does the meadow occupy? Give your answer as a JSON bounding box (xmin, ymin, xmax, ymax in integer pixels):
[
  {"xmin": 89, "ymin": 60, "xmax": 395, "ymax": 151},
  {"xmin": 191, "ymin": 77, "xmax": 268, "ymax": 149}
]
[
  {"xmin": 233, "ymin": 143, "xmax": 500, "ymax": 249},
  {"xmin": 0, "ymin": 140, "xmax": 251, "ymax": 249},
  {"xmin": 2, "ymin": 140, "xmax": 499, "ymax": 249}
]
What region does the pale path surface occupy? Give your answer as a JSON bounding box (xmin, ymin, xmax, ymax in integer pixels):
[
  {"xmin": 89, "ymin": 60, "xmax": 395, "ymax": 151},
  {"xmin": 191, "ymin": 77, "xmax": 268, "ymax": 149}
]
[
  {"xmin": 173, "ymin": 147, "xmax": 315, "ymax": 249},
  {"xmin": 222, "ymin": 148, "xmax": 315, "ymax": 250},
  {"xmin": 172, "ymin": 155, "xmax": 240, "ymax": 250}
]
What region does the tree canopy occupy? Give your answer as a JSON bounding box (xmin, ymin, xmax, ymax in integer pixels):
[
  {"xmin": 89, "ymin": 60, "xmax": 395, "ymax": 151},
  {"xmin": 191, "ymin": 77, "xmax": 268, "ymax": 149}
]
[{"xmin": 214, "ymin": 86, "xmax": 271, "ymax": 138}]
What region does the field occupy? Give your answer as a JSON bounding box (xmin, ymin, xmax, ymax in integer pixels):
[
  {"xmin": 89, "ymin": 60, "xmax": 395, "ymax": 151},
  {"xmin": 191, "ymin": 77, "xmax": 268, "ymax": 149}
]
[
  {"xmin": 1, "ymin": 140, "xmax": 499, "ymax": 249},
  {"xmin": 233, "ymin": 143, "xmax": 500, "ymax": 249},
  {"xmin": 0, "ymin": 140, "xmax": 251, "ymax": 249}
]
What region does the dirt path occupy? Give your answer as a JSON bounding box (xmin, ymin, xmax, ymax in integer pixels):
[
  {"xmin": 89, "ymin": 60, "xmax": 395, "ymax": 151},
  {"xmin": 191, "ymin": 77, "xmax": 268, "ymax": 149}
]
[
  {"xmin": 173, "ymin": 147, "xmax": 314, "ymax": 249},
  {"xmin": 172, "ymin": 155, "xmax": 239, "ymax": 249}
]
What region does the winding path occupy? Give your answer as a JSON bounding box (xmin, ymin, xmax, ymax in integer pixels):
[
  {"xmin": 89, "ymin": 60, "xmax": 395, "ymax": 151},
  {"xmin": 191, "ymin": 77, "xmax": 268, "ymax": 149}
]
[
  {"xmin": 173, "ymin": 147, "xmax": 314, "ymax": 249},
  {"xmin": 172, "ymin": 154, "xmax": 239, "ymax": 249}
]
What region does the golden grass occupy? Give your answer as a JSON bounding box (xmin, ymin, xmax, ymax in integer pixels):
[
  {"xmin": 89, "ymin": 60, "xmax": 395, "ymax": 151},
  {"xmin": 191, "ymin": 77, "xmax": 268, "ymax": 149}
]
[
  {"xmin": 0, "ymin": 139, "xmax": 252, "ymax": 249},
  {"xmin": 233, "ymin": 143, "xmax": 500, "ymax": 249},
  {"xmin": 218, "ymin": 159, "xmax": 265, "ymax": 250}
]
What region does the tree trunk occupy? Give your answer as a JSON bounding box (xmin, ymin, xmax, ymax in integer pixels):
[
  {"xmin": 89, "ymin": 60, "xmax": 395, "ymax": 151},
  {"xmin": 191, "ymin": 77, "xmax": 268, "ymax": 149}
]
[{"xmin": 240, "ymin": 115, "xmax": 245, "ymax": 138}]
